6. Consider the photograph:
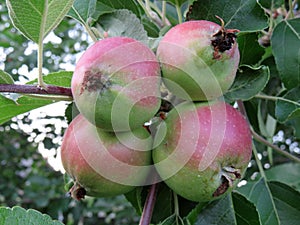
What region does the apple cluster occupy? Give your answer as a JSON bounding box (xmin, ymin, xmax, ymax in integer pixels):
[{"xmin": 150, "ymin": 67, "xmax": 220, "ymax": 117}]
[{"xmin": 61, "ymin": 20, "xmax": 252, "ymax": 202}]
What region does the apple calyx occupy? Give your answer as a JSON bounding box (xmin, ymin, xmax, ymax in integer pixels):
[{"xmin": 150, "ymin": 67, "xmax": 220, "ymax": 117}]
[
  {"xmin": 69, "ymin": 182, "xmax": 87, "ymax": 201},
  {"xmin": 211, "ymin": 16, "xmax": 239, "ymax": 59},
  {"xmin": 213, "ymin": 166, "xmax": 241, "ymax": 197}
]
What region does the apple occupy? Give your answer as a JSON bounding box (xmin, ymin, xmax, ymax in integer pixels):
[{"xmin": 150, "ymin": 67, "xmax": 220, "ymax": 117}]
[
  {"xmin": 156, "ymin": 20, "xmax": 239, "ymax": 101},
  {"xmin": 61, "ymin": 114, "xmax": 152, "ymax": 199},
  {"xmin": 72, "ymin": 37, "xmax": 161, "ymax": 132},
  {"xmin": 152, "ymin": 101, "xmax": 252, "ymax": 202}
]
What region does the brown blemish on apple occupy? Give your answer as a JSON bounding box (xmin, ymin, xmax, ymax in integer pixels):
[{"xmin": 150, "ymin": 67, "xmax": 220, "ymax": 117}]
[{"xmin": 80, "ymin": 70, "xmax": 111, "ymax": 94}]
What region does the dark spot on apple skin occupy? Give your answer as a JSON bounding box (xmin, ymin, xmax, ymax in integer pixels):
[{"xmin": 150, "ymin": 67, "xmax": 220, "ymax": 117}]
[
  {"xmin": 212, "ymin": 175, "xmax": 229, "ymax": 197},
  {"xmin": 80, "ymin": 70, "xmax": 111, "ymax": 94}
]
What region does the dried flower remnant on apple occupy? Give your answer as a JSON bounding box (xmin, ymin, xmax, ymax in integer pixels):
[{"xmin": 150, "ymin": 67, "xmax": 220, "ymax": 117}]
[
  {"xmin": 156, "ymin": 18, "xmax": 240, "ymax": 101},
  {"xmin": 211, "ymin": 16, "xmax": 239, "ymax": 59},
  {"xmin": 153, "ymin": 101, "xmax": 252, "ymax": 202}
]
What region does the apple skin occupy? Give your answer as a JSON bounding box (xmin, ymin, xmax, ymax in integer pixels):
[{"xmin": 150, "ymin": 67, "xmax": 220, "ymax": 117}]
[
  {"xmin": 61, "ymin": 114, "xmax": 152, "ymax": 199},
  {"xmin": 72, "ymin": 37, "xmax": 161, "ymax": 132},
  {"xmin": 156, "ymin": 20, "xmax": 239, "ymax": 101},
  {"xmin": 152, "ymin": 101, "xmax": 252, "ymax": 202}
]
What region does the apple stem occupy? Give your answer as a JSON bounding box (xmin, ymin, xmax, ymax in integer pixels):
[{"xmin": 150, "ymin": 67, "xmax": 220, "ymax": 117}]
[
  {"xmin": 139, "ymin": 182, "xmax": 159, "ymax": 225},
  {"xmin": 173, "ymin": 191, "xmax": 180, "ymax": 216},
  {"xmin": 286, "ymin": 0, "xmax": 295, "ymax": 19},
  {"xmin": 175, "ymin": 0, "xmax": 183, "ymax": 23},
  {"xmin": 37, "ymin": 39, "xmax": 46, "ymax": 89},
  {"xmin": 252, "ymin": 142, "xmax": 267, "ymax": 178},
  {"xmin": 173, "ymin": 192, "xmax": 184, "ymax": 225},
  {"xmin": 237, "ymin": 101, "xmax": 268, "ymax": 178},
  {"xmin": 161, "ymin": 1, "xmax": 167, "ymax": 26},
  {"xmin": 84, "ymin": 23, "xmax": 98, "ymax": 42}
]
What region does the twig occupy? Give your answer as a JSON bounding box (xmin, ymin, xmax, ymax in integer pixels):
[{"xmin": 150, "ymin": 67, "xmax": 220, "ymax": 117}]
[
  {"xmin": 237, "ymin": 100, "xmax": 300, "ymax": 163},
  {"xmin": 0, "ymin": 83, "xmax": 72, "ymax": 97},
  {"xmin": 236, "ymin": 100, "xmax": 248, "ymax": 119},
  {"xmin": 255, "ymin": 93, "xmax": 300, "ymax": 106},
  {"xmin": 252, "ymin": 142, "xmax": 267, "ymax": 178},
  {"xmin": 251, "ymin": 129, "xmax": 300, "ymax": 163},
  {"xmin": 286, "ymin": 0, "xmax": 297, "ymax": 19},
  {"xmin": 139, "ymin": 182, "xmax": 159, "ymax": 225},
  {"xmin": 175, "ymin": 0, "xmax": 183, "ymax": 23}
]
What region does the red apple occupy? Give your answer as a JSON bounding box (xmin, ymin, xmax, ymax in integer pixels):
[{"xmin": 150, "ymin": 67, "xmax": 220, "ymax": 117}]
[
  {"xmin": 72, "ymin": 37, "xmax": 161, "ymax": 132},
  {"xmin": 156, "ymin": 20, "xmax": 239, "ymax": 101},
  {"xmin": 152, "ymin": 101, "xmax": 252, "ymax": 202},
  {"xmin": 61, "ymin": 114, "xmax": 152, "ymax": 199}
]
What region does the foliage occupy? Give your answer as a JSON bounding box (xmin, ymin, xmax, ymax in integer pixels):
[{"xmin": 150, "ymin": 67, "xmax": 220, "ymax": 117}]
[{"xmin": 0, "ymin": 0, "xmax": 300, "ymax": 224}]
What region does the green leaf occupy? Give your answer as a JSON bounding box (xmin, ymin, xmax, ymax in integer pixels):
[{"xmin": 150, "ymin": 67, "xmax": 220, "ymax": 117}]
[
  {"xmin": 157, "ymin": 214, "xmax": 177, "ymax": 225},
  {"xmin": 65, "ymin": 102, "xmax": 80, "ymax": 124},
  {"xmin": 0, "ymin": 70, "xmax": 14, "ymax": 84},
  {"xmin": 271, "ymin": 18, "xmax": 300, "ymax": 90},
  {"xmin": 165, "ymin": 0, "xmax": 188, "ymax": 6},
  {"xmin": 68, "ymin": 0, "xmax": 97, "ymax": 24},
  {"xmin": 185, "ymin": 193, "xmax": 260, "ymax": 225},
  {"xmin": 225, "ymin": 66, "xmax": 270, "ymax": 102},
  {"xmin": 287, "ymin": 118, "xmax": 300, "ymax": 139},
  {"xmin": 0, "ymin": 95, "xmax": 53, "ymax": 125},
  {"xmin": 257, "ymin": 102, "xmax": 274, "ymax": 138},
  {"xmin": 125, "ymin": 183, "xmax": 181, "ymax": 223},
  {"xmin": 238, "ymin": 32, "xmax": 265, "ymax": 66},
  {"xmin": 190, "ymin": 195, "xmax": 236, "ymax": 225},
  {"xmin": 275, "ymin": 87, "xmax": 300, "ymax": 123},
  {"xmin": 185, "ymin": 0, "xmax": 268, "ymax": 32},
  {"xmin": 6, "ymin": 0, "xmax": 74, "ymax": 43},
  {"xmin": 259, "ymin": 0, "xmax": 284, "ymax": 9},
  {"xmin": 124, "ymin": 187, "xmax": 144, "ymax": 215},
  {"xmin": 184, "ymin": 202, "xmax": 209, "ymax": 224},
  {"xmin": 152, "ymin": 183, "xmax": 174, "ymax": 223},
  {"xmin": 93, "ymin": 0, "xmax": 141, "ymax": 19},
  {"xmin": 265, "ymin": 163, "xmax": 300, "ymax": 191},
  {"xmin": 268, "ymin": 181, "xmax": 300, "ymax": 224},
  {"xmin": 142, "ymin": 17, "xmax": 160, "ymax": 38},
  {"xmin": 27, "ymin": 71, "xmax": 73, "ymax": 87},
  {"xmin": 96, "ymin": 9, "xmax": 148, "ymax": 41},
  {"xmin": 0, "ymin": 206, "xmax": 63, "ymax": 225},
  {"xmin": 238, "ymin": 178, "xmax": 280, "ymax": 225},
  {"xmin": 232, "ymin": 192, "xmax": 260, "ymax": 225}
]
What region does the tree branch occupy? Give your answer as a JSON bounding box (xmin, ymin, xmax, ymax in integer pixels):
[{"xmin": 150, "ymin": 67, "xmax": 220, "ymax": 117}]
[
  {"xmin": 237, "ymin": 100, "xmax": 300, "ymax": 163},
  {"xmin": 0, "ymin": 83, "xmax": 72, "ymax": 97},
  {"xmin": 251, "ymin": 129, "xmax": 300, "ymax": 163},
  {"xmin": 139, "ymin": 182, "xmax": 159, "ymax": 225}
]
